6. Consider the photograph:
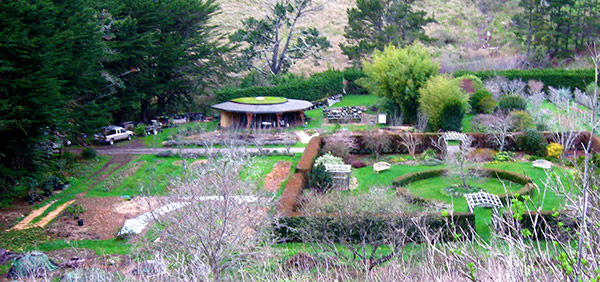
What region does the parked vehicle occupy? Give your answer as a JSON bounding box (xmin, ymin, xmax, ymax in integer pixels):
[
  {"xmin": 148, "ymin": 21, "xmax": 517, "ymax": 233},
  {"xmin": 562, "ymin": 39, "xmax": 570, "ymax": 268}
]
[
  {"xmin": 145, "ymin": 120, "xmax": 163, "ymax": 135},
  {"xmin": 94, "ymin": 125, "xmax": 133, "ymax": 145}
]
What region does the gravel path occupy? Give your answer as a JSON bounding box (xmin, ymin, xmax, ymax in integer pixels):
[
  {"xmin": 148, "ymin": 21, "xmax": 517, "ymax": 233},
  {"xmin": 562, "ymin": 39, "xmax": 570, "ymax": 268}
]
[{"xmin": 90, "ymin": 146, "xmax": 306, "ymax": 155}]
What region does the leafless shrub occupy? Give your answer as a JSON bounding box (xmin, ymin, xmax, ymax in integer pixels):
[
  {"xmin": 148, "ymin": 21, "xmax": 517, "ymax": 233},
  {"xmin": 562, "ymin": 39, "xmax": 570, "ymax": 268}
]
[
  {"xmin": 415, "ymin": 110, "xmax": 429, "ymax": 133},
  {"xmin": 362, "ymin": 129, "xmax": 391, "ymax": 161},
  {"xmin": 429, "ymin": 135, "xmax": 446, "ymax": 157},
  {"xmin": 503, "ymin": 79, "xmax": 527, "ymax": 97},
  {"xmin": 322, "ymin": 133, "xmax": 357, "ymax": 161},
  {"xmin": 138, "ymin": 151, "xmax": 276, "ymax": 281},
  {"xmin": 528, "ymin": 79, "xmax": 544, "ymax": 95},
  {"xmin": 399, "ymin": 133, "xmax": 421, "ymax": 159},
  {"xmin": 484, "ymin": 76, "xmax": 508, "ymax": 100}
]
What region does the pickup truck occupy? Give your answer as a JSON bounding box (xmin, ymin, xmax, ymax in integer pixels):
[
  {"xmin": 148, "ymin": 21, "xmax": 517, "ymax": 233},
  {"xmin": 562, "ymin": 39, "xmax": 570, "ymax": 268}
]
[{"xmin": 94, "ymin": 125, "xmax": 133, "ymax": 145}]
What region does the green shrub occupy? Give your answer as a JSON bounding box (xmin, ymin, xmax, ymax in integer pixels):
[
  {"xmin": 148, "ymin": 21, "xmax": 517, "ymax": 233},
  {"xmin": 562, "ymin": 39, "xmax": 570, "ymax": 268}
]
[
  {"xmin": 305, "ymin": 163, "xmax": 333, "ymax": 193},
  {"xmin": 470, "ymin": 89, "xmax": 492, "ymax": 113},
  {"xmin": 515, "ymin": 129, "xmax": 547, "ymax": 156},
  {"xmin": 499, "ymin": 94, "xmax": 527, "ymax": 112},
  {"xmin": 439, "ymin": 100, "xmax": 466, "ymax": 132},
  {"xmin": 509, "ymin": 110, "xmax": 534, "ymax": 131},
  {"xmin": 419, "ymin": 75, "xmax": 469, "ymax": 130},
  {"xmin": 494, "ymin": 151, "xmax": 515, "ymax": 162},
  {"xmin": 421, "ymin": 149, "xmax": 437, "ymax": 160},
  {"xmin": 478, "ymin": 95, "xmax": 498, "ymax": 114},
  {"xmin": 134, "ymin": 124, "xmax": 147, "ymax": 136},
  {"xmin": 343, "ymin": 67, "xmax": 368, "ymax": 94},
  {"xmin": 214, "ymin": 70, "xmax": 343, "ymax": 102},
  {"xmin": 454, "ymin": 69, "xmax": 596, "ymax": 91},
  {"xmin": 80, "ymin": 148, "xmax": 97, "ymax": 160}
]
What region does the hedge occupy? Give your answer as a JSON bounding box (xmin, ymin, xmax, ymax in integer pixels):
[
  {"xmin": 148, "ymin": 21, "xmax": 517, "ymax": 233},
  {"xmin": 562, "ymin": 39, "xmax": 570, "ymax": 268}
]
[
  {"xmin": 296, "ymin": 137, "xmax": 322, "ymax": 175},
  {"xmin": 393, "ymin": 169, "xmax": 447, "ymax": 187},
  {"xmin": 454, "ymin": 69, "xmax": 596, "ymax": 91},
  {"xmin": 501, "ymin": 210, "xmax": 578, "ymax": 240},
  {"xmin": 393, "ymin": 168, "xmax": 533, "ymax": 204},
  {"xmin": 342, "ymin": 68, "xmax": 368, "ymax": 95},
  {"xmin": 276, "ymin": 173, "xmax": 306, "ymax": 216},
  {"xmin": 275, "ymin": 212, "xmax": 475, "ymax": 243},
  {"xmin": 214, "ymin": 70, "xmax": 344, "ymax": 102}
]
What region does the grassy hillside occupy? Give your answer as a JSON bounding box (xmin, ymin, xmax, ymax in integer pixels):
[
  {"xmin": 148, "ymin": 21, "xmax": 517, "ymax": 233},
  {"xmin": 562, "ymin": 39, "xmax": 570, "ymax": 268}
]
[{"xmin": 211, "ymin": 0, "xmax": 523, "ymax": 74}]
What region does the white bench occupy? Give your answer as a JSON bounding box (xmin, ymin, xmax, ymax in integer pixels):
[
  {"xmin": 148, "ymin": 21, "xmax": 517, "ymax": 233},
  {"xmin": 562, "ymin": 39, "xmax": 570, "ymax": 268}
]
[
  {"xmin": 532, "ymin": 159, "xmax": 552, "ymax": 170},
  {"xmin": 373, "ymin": 162, "xmax": 391, "ymax": 174}
]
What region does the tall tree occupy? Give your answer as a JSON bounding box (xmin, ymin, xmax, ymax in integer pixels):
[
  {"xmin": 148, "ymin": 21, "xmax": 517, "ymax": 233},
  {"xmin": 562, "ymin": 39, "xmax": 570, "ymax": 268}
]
[
  {"xmin": 103, "ymin": 0, "xmax": 230, "ymax": 122},
  {"xmin": 0, "ymin": 0, "xmax": 105, "ymax": 176},
  {"xmin": 340, "ymin": 0, "xmax": 434, "ymax": 65},
  {"xmin": 229, "ymin": 0, "xmax": 331, "ymax": 75},
  {"xmin": 359, "ymin": 43, "xmax": 439, "ymax": 123}
]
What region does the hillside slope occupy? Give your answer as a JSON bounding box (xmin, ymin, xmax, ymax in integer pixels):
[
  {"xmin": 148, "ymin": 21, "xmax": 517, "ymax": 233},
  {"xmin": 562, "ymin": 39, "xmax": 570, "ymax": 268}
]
[{"xmin": 211, "ymin": 0, "xmax": 522, "ymax": 74}]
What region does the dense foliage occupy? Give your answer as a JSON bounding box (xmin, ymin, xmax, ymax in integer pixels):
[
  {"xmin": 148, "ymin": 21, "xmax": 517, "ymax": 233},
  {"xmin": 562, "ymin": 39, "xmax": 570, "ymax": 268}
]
[
  {"xmin": 454, "ymin": 69, "xmax": 596, "ymax": 91},
  {"xmin": 419, "ymin": 75, "xmax": 469, "ymax": 131},
  {"xmin": 515, "ymin": 129, "xmax": 548, "ymax": 156},
  {"xmin": 214, "ymin": 70, "xmax": 344, "ymax": 102},
  {"xmin": 360, "ymin": 43, "xmax": 439, "ymax": 123},
  {"xmin": 340, "ymin": 0, "xmax": 434, "ymax": 64},
  {"xmin": 499, "ymin": 94, "xmax": 528, "ymax": 112}
]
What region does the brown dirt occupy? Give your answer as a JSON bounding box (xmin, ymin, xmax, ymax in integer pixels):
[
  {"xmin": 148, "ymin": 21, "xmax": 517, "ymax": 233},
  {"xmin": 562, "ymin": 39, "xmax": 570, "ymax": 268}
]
[
  {"xmin": 45, "ymin": 197, "xmax": 161, "ymax": 241},
  {"xmin": 263, "ymin": 161, "xmax": 292, "ymax": 192},
  {"xmin": 32, "ymin": 200, "xmax": 75, "ymax": 228},
  {"xmin": 7, "ymin": 201, "xmax": 56, "ymax": 231}
]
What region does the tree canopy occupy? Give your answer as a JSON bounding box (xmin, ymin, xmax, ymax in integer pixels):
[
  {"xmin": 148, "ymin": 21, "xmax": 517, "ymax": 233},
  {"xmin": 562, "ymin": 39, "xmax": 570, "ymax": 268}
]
[
  {"xmin": 340, "ymin": 0, "xmax": 434, "ymax": 65},
  {"xmin": 229, "ymin": 0, "xmax": 330, "ymax": 75},
  {"xmin": 359, "ymin": 43, "xmax": 439, "ymax": 123},
  {"xmin": 419, "ymin": 75, "xmax": 469, "ymax": 131}
]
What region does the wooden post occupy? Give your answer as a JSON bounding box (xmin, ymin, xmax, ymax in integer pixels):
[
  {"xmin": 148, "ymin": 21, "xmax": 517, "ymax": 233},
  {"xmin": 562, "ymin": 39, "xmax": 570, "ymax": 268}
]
[
  {"xmin": 276, "ymin": 113, "xmax": 282, "ymax": 127},
  {"xmin": 246, "ymin": 112, "xmax": 254, "ymax": 128},
  {"xmin": 299, "ymin": 110, "xmax": 305, "ymax": 124}
]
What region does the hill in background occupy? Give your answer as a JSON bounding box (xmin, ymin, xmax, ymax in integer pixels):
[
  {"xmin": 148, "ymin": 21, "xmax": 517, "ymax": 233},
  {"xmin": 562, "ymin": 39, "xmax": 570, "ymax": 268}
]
[{"xmin": 211, "ymin": 0, "xmax": 525, "ymax": 74}]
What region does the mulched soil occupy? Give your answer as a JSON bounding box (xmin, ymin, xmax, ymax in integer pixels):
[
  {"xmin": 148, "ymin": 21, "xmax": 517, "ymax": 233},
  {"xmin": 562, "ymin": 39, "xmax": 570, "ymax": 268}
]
[
  {"xmin": 46, "ymin": 197, "xmax": 160, "ymax": 241},
  {"xmin": 263, "ymin": 161, "xmax": 292, "ymax": 192}
]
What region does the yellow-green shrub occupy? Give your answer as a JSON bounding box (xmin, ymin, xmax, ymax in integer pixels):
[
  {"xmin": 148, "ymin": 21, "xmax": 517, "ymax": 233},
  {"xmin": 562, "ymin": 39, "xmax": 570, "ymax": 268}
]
[{"xmin": 547, "ymin": 142, "xmax": 564, "ymax": 158}]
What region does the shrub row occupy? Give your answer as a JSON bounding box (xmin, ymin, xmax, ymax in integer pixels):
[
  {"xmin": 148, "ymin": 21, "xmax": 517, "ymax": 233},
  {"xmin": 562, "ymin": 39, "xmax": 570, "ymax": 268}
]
[
  {"xmin": 276, "ymin": 173, "xmax": 306, "ymax": 216},
  {"xmin": 474, "ymin": 168, "xmax": 533, "ymax": 185},
  {"xmin": 275, "ymin": 212, "xmax": 475, "ymax": 243},
  {"xmin": 501, "ymin": 210, "xmax": 578, "ymax": 240},
  {"xmin": 454, "ymin": 68, "xmax": 596, "ymax": 91},
  {"xmin": 393, "ymin": 169, "xmax": 447, "ymax": 187},
  {"xmin": 296, "ymin": 137, "xmax": 322, "ymax": 175},
  {"xmin": 214, "ymin": 70, "xmax": 344, "ymax": 102},
  {"xmin": 347, "ymin": 131, "xmax": 595, "ymax": 155}
]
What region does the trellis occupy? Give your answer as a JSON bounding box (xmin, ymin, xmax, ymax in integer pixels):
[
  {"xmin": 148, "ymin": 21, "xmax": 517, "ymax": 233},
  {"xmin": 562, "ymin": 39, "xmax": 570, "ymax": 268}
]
[
  {"xmin": 464, "ymin": 192, "xmax": 503, "ymax": 223},
  {"xmin": 324, "ymin": 164, "xmax": 351, "ymax": 190}
]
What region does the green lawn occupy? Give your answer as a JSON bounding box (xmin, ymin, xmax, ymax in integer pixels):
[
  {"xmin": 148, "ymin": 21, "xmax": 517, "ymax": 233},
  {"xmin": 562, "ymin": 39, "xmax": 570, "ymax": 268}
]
[
  {"xmin": 332, "ymin": 95, "xmax": 380, "ymax": 107},
  {"xmin": 462, "ymin": 114, "xmax": 474, "ymax": 132},
  {"xmin": 86, "ymin": 155, "xmax": 187, "ymax": 197}
]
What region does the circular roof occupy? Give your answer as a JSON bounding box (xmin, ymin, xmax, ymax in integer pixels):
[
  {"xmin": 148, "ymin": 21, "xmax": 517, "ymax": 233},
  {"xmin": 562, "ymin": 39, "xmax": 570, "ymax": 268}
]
[
  {"xmin": 211, "ymin": 98, "xmax": 312, "ymax": 114},
  {"xmin": 231, "ymin": 96, "xmax": 288, "ymax": 105}
]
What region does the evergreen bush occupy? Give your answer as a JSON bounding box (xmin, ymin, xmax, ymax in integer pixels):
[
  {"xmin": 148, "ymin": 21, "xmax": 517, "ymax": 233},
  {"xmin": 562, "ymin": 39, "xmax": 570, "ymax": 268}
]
[
  {"xmin": 305, "ymin": 163, "xmax": 333, "ymax": 193},
  {"xmin": 515, "ymin": 129, "xmax": 547, "ymax": 156},
  {"xmin": 80, "ymin": 148, "xmax": 97, "ymax": 160},
  {"xmin": 499, "ymin": 94, "xmax": 527, "ymax": 112},
  {"xmin": 439, "ymin": 100, "xmax": 466, "ymax": 132}
]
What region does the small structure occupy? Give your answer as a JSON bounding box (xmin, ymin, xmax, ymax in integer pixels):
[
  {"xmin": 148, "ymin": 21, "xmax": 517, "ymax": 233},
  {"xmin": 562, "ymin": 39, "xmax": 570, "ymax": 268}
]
[
  {"xmin": 532, "ymin": 159, "xmax": 553, "ymax": 170},
  {"xmin": 464, "ymin": 192, "xmax": 503, "ymax": 222},
  {"xmin": 212, "ymin": 96, "xmax": 312, "ymax": 128},
  {"xmin": 324, "ymin": 164, "xmax": 351, "ymax": 190},
  {"xmin": 442, "ymin": 131, "xmax": 468, "ymax": 145},
  {"xmin": 373, "ymin": 162, "xmax": 391, "ymax": 174},
  {"xmin": 7, "ymin": 251, "xmax": 58, "ymax": 279},
  {"xmin": 323, "ymin": 106, "xmax": 365, "ymax": 123}
]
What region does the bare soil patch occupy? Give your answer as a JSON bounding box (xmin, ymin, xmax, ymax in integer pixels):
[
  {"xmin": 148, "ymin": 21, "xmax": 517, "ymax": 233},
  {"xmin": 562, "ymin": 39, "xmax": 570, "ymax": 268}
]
[
  {"xmin": 263, "ymin": 161, "xmax": 292, "ymax": 193},
  {"xmin": 46, "ymin": 197, "xmax": 161, "ymax": 240}
]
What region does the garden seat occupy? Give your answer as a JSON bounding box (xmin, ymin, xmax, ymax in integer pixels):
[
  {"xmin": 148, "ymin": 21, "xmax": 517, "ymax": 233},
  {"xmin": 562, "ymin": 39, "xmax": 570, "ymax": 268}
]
[
  {"xmin": 532, "ymin": 159, "xmax": 552, "ymax": 170},
  {"xmin": 373, "ymin": 162, "xmax": 391, "ymax": 174}
]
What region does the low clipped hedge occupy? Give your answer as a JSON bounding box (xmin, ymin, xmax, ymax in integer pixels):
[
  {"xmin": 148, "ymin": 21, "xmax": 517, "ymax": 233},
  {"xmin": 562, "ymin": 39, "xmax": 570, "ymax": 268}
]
[
  {"xmin": 393, "ymin": 169, "xmax": 447, "ymax": 187},
  {"xmin": 393, "ymin": 168, "xmax": 534, "ymax": 203},
  {"xmin": 215, "ymin": 70, "xmax": 344, "ymax": 102},
  {"xmin": 342, "ymin": 67, "xmax": 368, "ymax": 94},
  {"xmin": 296, "ymin": 137, "xmax": 322, "ymax": 175},
  {"xmin": 454, "ymin": 68, "xmax": 595, "ymax": 91},
  {"xmin": 275, "ymin": 212, "xmax": 475, "ymax": 243},
  {"xmin": 276, "ymin": 173, "xmax": 306, "ymax": 216}
]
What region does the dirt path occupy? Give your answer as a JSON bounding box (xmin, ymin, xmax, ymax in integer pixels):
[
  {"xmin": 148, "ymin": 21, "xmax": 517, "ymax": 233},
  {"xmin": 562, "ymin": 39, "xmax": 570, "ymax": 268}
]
[
  {"xmin": 9, "ymin": 201, "xmax": 56, "ymax": 231},
  {"xmin": 32, "ymin": 200, "xmax": 75, "ymax": 228},
  {"xmin": 263, "ymin": 162, "xmax": 292, "ymax": 192}
]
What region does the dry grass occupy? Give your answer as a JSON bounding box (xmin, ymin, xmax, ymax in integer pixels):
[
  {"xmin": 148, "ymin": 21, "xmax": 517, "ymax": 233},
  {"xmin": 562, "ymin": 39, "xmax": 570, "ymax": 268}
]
[{"xmin": 211, "ymin": 0, "xmax": 524, "ymax": 74}]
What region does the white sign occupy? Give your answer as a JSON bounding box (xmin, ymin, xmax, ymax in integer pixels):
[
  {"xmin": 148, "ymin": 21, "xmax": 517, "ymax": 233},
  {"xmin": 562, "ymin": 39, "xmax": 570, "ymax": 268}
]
[{"xmin": 377, "ymin": 113, "xmax": 387, "ymax": 124}]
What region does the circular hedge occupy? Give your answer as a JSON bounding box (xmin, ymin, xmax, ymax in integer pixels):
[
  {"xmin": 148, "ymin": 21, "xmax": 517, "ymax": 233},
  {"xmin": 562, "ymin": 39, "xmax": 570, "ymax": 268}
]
[
  {"xmin": 441, "ymin": 184, "xmax": 481, "ymax": 197},
  {"xmin": 394, "ymin": 168, "xmax": 535, "ymax": 204},
  {"xmin": 231, "ymin": 96, "xmax": 288, "ymax": 104}
]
